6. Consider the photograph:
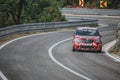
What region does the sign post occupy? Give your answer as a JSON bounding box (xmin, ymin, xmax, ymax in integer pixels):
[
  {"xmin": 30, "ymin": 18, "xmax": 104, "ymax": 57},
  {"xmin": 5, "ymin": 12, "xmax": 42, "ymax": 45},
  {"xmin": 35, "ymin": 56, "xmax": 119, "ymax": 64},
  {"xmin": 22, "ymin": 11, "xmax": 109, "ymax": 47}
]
[{"xmin": 100, "ymin": 0, "xmax": 107, "ymax": 8}]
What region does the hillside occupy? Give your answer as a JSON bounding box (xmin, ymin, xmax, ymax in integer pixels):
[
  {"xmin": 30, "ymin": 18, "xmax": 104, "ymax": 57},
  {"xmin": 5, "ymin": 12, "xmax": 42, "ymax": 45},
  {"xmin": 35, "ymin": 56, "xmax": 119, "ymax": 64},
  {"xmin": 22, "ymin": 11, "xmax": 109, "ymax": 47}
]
[
  {"xmin": 110, "ymin": 23, "xmax": 120, "ymax": 56},
  {"xmin": 0, "ymin": 0, "xmax": 120, "ymax": 27}
]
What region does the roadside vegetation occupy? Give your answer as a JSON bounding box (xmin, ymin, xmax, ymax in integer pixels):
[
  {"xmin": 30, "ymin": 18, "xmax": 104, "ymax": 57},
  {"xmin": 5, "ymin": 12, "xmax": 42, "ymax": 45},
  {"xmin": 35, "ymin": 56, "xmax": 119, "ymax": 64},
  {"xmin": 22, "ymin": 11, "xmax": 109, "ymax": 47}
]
[
  {"xmin": 0, "ymin": 0, "xmax": 66, "ymax": 27},
  {"xmin": 110, "ymin": 23, "xmax": 120, "ymax": 56},
  {"xmin": 0, "ymin": 0, "xmax": 120, "ymax": 27}
]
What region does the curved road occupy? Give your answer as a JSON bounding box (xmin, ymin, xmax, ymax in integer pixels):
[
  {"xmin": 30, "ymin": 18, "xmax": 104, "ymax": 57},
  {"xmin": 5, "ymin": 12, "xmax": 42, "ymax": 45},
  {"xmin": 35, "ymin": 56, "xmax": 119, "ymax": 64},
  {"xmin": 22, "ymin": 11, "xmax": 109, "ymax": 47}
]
[{"xmin": 0, "ymin": 23, "xmax": 120, "ymax": 80}]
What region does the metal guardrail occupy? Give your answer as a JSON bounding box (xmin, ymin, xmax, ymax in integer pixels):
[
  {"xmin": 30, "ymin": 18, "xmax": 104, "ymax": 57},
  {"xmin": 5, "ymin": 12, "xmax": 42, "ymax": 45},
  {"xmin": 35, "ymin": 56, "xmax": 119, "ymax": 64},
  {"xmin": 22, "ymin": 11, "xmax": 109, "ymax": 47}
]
[
  {"xmin": 62, "ymin": 8, "xmax": 120, "ymax": 16},
  {"xmin": 0, "ymin": 19, "xmax": 98, "ymax": 37}
]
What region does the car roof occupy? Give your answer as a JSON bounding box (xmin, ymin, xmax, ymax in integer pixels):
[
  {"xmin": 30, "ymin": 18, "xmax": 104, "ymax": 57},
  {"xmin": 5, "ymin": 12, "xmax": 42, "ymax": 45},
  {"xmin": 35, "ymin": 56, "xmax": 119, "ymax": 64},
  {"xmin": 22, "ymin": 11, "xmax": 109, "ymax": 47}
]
[{"xmin": 77, "ymin": 27, "xmax": 97, "ymax": 30}]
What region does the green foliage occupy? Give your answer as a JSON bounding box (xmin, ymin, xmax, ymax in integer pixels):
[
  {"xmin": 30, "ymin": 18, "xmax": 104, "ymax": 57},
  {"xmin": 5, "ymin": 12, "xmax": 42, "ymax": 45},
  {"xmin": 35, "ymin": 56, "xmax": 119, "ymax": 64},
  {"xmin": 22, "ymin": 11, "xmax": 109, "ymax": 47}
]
[
  {"xmin": 0, "ymin": 0, "xmax": 26, "ymax": 26},
  {"xmin": 0, "ymin": 0, "xmax": 119, "ymax": 27},
  {"xmin": 107, "ymin": 0, "xmax": 120, "ymax": 9},
  {"xmin": 0, "ymin": 0, "xmax": 65, "ymax": 27},
  {"xmin": 0, "ymin": 0, "xmax": 16, "ymax": 27},
  {"xmin": 22, "ymin": 0, "xmax": 65, "ymax": 23},
  {"xmin": 39, "ymin": 6, "xmax": 65, "ymax": 22}
]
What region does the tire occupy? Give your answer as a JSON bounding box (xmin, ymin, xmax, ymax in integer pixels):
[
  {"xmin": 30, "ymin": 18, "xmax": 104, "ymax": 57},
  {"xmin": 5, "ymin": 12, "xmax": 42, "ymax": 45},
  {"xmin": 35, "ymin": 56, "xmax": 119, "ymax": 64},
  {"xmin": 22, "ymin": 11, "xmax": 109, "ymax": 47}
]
[
  {"xmin": 72, "ymin": 46, "xmax": 76, "ymax": 51},
  {"xmin": 97, "ymin": 49, "xmax": 102, "ymax": 53}
]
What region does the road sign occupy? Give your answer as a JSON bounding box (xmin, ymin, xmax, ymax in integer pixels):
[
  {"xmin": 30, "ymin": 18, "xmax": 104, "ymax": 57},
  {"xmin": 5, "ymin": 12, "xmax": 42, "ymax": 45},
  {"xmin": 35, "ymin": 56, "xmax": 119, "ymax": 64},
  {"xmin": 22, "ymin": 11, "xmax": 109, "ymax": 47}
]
[
  {"xmin": 100, "ymin": 0, "xmax": 107, "ymax": 8},
  {"xmin": 79, "ymin": 0, "xmax": 84, "ymax": 7}
]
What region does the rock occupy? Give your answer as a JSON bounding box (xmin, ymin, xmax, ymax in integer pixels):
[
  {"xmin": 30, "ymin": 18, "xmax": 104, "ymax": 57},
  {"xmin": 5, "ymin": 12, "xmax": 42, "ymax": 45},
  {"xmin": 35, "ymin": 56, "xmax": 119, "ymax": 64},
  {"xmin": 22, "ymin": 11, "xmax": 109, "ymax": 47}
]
[
  {"xmin": 116, "ymin": 23, "xmax": 120, "ymax": 39},
  {"xmin": 115, "ymin": 23, "xmax": 120, "ymax": 52}
]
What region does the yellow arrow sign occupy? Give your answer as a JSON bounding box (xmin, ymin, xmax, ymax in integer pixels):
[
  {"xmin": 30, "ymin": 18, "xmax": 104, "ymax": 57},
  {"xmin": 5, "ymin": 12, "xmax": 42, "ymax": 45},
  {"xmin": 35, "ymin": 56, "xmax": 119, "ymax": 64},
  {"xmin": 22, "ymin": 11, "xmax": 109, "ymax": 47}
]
[
  {"xmin": 100, "ymin": 0, "xmax": 107, "ymax": 8},
  {"xmin": 79, "ymin": 0, "xmax": 84, "ymax": 7}
]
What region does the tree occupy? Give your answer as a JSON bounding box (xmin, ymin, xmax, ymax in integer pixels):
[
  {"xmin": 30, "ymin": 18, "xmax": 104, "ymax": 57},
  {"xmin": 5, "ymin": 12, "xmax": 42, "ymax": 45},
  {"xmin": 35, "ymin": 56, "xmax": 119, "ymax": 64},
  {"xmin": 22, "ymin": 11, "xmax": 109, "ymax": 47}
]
[
  {"xmin": 0, "ymin": 0, "xmax": 119, "ymax": 27},
  {"xmin": 22, "ymin": 0, "xmax": 65, "ymax": 23},
  {"xmin": 0, "ymin": 0, "xmax": 65, "ymax": 27},
  {"xmin": 108, "ymin": 0, "xmax": 120, "ymax": 9},
  {"xmin": 0, "ymin": 0, "xmax": 26, "ymax": 26}
]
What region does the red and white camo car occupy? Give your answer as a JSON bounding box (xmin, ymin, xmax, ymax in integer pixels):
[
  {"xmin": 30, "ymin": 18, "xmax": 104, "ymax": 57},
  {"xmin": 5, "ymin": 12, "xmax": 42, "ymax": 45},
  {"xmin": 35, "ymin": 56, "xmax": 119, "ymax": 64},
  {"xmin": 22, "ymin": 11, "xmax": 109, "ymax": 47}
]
[{"xmin": 72, "ymin": 27, "xmax": 102, "ymax": 52}]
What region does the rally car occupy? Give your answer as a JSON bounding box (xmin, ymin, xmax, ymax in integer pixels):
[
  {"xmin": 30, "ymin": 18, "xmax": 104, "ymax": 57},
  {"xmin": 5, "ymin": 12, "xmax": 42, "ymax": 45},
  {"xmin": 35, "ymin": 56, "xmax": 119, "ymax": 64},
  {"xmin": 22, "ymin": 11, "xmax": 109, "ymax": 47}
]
[{"xmin": 72, "ymin": 27, "xmax": 102, "ymax": 52}]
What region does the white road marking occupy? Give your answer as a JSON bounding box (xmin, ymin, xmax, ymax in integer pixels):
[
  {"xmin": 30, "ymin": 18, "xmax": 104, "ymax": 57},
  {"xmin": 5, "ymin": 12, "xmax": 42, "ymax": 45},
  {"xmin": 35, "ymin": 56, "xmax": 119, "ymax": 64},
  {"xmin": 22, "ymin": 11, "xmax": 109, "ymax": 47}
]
[
  {"xmin": 0, "ymin": 71, "xmax": 8, "ymax": 80},
  {"xmin": 103, "ymin": 40, "xmax": 120, "ymax": 62},
  {"xmin": 48, "ymin": 38, "xmax": 92, "ymax": 80},
  {"xmin": 0, "ymin": 30, "xmax": 119, "ymax": 80},
  {"xmin": 0, "ymin": 31, "xmax": 73, "ymax": 80}
]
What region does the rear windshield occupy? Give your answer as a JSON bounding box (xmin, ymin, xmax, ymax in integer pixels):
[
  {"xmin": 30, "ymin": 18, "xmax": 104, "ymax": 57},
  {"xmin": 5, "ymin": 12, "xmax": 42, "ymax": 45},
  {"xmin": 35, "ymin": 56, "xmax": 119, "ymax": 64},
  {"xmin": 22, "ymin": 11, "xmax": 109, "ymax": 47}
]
[{"xmin": 76, "ymin": 29, "xmax": 100, "ymax": 36}]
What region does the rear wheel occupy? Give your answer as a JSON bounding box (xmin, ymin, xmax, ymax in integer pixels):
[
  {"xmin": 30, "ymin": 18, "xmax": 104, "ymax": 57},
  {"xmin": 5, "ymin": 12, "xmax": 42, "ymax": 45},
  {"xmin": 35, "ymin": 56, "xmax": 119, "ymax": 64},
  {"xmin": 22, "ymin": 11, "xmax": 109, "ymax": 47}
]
[
  {"xmin": 72, "ymin": 46, "xmax": 76, "ymax": 51},
  {"xmin": 97, "ymin": 48, "xmax": 102, "ymax": 53}
]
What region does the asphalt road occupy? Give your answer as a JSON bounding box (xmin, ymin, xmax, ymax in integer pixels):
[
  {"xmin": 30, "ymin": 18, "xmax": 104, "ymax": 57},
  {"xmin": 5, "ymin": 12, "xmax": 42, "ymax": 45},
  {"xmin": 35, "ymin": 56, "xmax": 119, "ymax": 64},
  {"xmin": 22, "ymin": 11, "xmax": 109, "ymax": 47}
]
[
  {"xmin": 0, "ymin": 23, "xmax": 120, "ymax": 80},
  {"xmin": 1, "ymin": 9, "xmax": 120, "ymax": 80},
  {"xmin": 64, "ymin": 14, "xmax": 120, "ymax": 24}
]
